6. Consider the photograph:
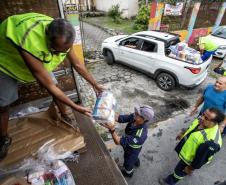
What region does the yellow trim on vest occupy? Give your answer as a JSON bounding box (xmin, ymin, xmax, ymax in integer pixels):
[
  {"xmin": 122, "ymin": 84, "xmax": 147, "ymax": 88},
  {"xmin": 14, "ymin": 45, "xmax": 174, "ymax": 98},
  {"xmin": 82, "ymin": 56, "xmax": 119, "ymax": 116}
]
[
  {"xmin": 173, "ymin": 172, "xmax": 184, "ymax": 180},
  {"xmin": 136, "ymin": 128, "xmax": 143, "ymax": 137},
  {"xmin": 129, "ymin": 144, "xmax": 142, "ymax": 149}
]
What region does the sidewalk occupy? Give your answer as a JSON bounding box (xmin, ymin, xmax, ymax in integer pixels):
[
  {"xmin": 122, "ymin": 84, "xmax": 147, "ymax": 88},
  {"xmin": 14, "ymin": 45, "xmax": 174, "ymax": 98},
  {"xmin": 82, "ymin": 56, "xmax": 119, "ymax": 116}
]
[{"xmin": 109, "ymin": 114, "xmax": 226, "ymax": 185}]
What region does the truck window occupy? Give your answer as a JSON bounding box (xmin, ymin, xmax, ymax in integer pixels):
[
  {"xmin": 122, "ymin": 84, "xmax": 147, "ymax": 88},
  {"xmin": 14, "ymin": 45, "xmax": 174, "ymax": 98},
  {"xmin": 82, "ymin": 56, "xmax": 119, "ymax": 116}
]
[
  {"xmin": 120, "ymin": 37, "xmax": 141, "ymax": 49},
  {"xmin": 166, "ymin": 37, "xmax": 180, "ymax": 48},
  {"xmin": 165, "ymin": 37, "xmax": 180, "ymax": 55},
  {"xmin": 141, "ymin": 40, "xmax": 157, "ymax": 52}
]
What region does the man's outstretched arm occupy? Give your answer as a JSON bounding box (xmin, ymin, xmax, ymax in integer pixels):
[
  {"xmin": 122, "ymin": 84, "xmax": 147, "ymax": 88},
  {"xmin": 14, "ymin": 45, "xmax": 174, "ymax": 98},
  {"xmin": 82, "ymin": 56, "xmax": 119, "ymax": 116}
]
[
  {"xmin": 67, "ymin": 49, "xmax": 104, "ymax": 94},
  {"xmin": 20, "ymin": 49, "xmax": 91, "ymax": 116}
]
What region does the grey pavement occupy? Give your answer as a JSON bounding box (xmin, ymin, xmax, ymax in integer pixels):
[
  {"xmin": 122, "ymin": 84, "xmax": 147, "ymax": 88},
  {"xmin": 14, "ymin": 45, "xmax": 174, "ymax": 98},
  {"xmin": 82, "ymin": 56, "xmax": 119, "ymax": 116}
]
[{"xmin": 82, "ymin": 22, "xmax": 112, "ymax": 52}]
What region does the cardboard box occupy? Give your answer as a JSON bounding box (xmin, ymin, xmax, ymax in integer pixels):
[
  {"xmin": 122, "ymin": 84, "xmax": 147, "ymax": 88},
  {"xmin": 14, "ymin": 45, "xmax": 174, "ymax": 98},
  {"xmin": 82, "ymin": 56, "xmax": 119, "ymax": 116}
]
[{"xmin": 0, "ymin": 105, "xmax": 85, "ymax": 168}]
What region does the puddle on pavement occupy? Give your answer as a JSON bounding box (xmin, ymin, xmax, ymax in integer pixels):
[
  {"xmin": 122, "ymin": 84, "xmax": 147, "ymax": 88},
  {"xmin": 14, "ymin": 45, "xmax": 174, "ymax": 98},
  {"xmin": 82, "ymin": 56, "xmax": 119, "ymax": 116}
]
[
  {"xmin": 117, "ymin": 88, "xmax": 190, "ymax": 125},
  {"xmin": 152, "ymin": 98, "xmax": 190, "ymax": 123}
]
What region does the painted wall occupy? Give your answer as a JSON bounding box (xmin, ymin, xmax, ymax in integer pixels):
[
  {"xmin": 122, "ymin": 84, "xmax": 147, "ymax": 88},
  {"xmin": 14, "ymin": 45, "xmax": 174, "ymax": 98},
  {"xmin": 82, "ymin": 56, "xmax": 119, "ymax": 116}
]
[
  {"xmin": 148, "ymin": 2, "xmax": 164, "ymax": 30},
  {"xmin": 95, "ymin": 0, "xmax": 138, "ymax": 18},
  {"xmin": 173, "ymin": 27, "xmax": 212, "ymax": 45}
]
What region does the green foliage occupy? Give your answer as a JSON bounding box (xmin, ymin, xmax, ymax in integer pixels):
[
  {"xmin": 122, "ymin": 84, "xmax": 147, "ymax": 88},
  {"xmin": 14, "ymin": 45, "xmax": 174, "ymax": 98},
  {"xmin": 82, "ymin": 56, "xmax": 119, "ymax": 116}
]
[
  {"xmin": 163, "ymin": 0, "xmax": 178, "ymax": 4},
  {"xmin": 134, "ymin": 5, "xmax": 150, "ymax": 31},
  {"xmin": 138, "ymin": 0, "xmax": 147, "ymax": 7},
  {"xmin": 108, "ymin": 4, "xmax": 122, "ymax": 24}
]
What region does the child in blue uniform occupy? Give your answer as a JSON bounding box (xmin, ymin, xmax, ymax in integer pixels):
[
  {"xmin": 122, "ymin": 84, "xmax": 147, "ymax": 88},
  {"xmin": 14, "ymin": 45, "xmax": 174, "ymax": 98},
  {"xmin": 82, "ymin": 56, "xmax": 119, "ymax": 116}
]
[{"xmin": 102, "ymin": 105, "xmax": 154, "ymax": 177}]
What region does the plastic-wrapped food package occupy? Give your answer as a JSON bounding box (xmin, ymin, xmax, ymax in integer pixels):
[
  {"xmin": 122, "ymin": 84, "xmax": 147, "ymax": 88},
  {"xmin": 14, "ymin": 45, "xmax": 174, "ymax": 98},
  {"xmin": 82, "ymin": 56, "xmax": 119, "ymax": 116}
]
[
  {"xmin": 28, "ymin": 160, "xmax": 75, "ymax": 185},
  {"xmin": 92, "ymin": 91, "xmax": 116, "ymax": 124},
  {"xmin": 169, "ymin": 42, "xmax": 202, "ymax": 64},
  {"xmin": 177, "ymin": 42, "xmax": 187, "ymax": 51}
]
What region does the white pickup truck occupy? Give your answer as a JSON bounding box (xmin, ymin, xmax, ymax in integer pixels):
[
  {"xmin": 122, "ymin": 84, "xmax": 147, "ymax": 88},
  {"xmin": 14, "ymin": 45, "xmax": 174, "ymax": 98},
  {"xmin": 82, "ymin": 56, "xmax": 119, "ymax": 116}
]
[{"xmin": 101, "ymin": 31, "xmax": 212, "ymax": 91}]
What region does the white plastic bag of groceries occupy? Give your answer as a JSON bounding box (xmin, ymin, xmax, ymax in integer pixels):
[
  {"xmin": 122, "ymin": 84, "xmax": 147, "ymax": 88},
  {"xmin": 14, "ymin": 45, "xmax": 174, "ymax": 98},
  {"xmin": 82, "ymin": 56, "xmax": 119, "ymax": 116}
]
[
  {"xmin": 27, "ymin": 160, "xmax": 76, "ymax": 185},
  {"xmin": 92, "ymin": 91, "xmax": 116, "ymax": 124}
]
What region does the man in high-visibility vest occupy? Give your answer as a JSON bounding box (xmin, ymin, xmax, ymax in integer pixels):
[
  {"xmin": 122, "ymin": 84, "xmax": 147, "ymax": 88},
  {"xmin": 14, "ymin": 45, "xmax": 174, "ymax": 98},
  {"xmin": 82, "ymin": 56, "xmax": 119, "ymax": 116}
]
[
  {"xmin": 196, "ymin": 36, "xmax": 218, "ymax": 61},
  {"xmin": 159, "ymin": 108, "xmax": 224, "ymax": 185},
  {"xmin": 0, "ymin": 13, "xmax": 104, "ymax": 159},
  {"xmin": 102, "ymin": 105, "xmax": 154, "ymax": 178}
]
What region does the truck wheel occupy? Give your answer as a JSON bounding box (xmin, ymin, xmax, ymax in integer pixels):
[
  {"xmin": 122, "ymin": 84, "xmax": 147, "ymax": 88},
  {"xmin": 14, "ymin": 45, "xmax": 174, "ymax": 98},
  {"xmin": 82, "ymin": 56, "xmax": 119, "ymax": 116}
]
[
  {"xmin": 104, "ymin": 50, "xmax": 115, "ymax": 65},
  {"xmin": 156, "ymin": 73, "xmax": 176, "ymax": 91}
]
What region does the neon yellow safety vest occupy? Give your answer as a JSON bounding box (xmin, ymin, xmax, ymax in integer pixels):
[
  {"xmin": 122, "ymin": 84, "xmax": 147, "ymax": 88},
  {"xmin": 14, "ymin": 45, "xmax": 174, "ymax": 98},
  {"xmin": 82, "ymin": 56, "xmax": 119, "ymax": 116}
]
[
  {"xmin": 199, "ymin": 36, "xmax": 218, "ymax": 52},
  {"xmin": 179, "ymin": 118, "xmax": 222, "ymax": 165},
  {"xmin": 0, "ymin": 13, "xmax": 68, "ymax": 83}
]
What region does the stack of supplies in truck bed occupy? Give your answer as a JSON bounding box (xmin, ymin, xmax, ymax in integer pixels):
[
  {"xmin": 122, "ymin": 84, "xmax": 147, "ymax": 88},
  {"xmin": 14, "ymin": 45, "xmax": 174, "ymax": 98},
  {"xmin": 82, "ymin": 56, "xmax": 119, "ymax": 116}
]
[{"xmin": 169, "ymin": 42, "xmax": 202, "ymax": 64}]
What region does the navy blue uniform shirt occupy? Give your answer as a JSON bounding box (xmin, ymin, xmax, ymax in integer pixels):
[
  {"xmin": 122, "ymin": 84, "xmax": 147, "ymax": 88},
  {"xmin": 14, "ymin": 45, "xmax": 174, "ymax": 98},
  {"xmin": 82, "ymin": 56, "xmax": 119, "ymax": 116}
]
[{"xmin": 118, "ymin": 114, "xmax": 148, "ymax": 149}]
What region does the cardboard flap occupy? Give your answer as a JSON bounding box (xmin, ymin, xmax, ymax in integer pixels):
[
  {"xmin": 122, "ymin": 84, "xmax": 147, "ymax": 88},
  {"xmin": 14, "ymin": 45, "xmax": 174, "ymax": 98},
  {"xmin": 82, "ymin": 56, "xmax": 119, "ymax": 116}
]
[{"xmin": 0, "ymin": 108, "xmax": 85, "ymax": 168}]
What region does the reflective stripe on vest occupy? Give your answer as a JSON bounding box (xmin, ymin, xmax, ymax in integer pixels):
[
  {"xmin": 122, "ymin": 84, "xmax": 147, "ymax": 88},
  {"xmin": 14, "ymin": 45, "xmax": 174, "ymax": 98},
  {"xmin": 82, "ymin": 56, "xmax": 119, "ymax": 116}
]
[
  {"xmin": 125, "ymin": 168, "xmax": 134, "ymax": 174},
  {"xmin": 129, "ymin": 128, "xmax": 143, "ymax": 149},
  {"xmin": 173, "ymin": 172, "xmax": 184, "ymax": 180},
  {"xmin": 136, "ymin": 128, "xmax": 143, "ymax": 137},
  {"xmin": 129, "ymin": 144, "xmax": 142, "ymax": 149}
]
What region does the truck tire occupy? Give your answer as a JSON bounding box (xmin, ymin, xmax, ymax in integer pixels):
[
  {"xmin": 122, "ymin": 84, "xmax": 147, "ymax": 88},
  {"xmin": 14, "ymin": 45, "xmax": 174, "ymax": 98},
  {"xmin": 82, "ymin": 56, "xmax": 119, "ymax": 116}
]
[
  {"xmin": 156, "ymin": 73, "xmax": 176, "ymax": 91},
  {"xmin": 104, "ymin": 50, "xmax": 114, "ymax": 65}
]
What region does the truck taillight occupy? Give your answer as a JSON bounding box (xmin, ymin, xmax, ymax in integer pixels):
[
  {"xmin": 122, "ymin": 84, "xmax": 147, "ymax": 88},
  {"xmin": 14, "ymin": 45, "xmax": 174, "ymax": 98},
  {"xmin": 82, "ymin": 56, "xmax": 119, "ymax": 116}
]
[{"xmin": 184, "ymin": 66, "xmax": 201, "ymax": 74}]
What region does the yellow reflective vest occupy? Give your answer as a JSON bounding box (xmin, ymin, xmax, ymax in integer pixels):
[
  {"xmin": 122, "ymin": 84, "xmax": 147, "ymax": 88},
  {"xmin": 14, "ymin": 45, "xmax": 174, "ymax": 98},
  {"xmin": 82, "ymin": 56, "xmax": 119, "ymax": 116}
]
[
  {"xmin": 179, "ymin": 118, "xmax": 222, "ymax": 165},
  {"xmin": 0, "ymin": 13, "xmax": 67, "ymax": 83},
  {"xmin": 199, "ymin": 36, "xmax": 218, "ymax": 52}
]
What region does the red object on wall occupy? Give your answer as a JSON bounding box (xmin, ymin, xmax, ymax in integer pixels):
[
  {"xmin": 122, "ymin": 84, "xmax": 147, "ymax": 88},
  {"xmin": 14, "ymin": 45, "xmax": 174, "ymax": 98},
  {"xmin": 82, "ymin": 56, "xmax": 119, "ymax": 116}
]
[
  {"xmin": 188, "ymin": 28, "xmax": 208, "ymax": 45},
  {"xmin": 150, "ymin": 0, "xmax": 157, "ymax": 19}
]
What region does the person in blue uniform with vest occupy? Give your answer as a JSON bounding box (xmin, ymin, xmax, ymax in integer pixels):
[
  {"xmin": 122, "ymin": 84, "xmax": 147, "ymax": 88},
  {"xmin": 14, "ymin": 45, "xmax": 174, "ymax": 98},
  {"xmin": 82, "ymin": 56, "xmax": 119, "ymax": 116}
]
[
  {"xmin": 102, "ymin": 105, "xmax": 154, "ymax": 177},
  {"xmin": 159, "ymin": 108, "xmax": 224, "ymax": 185}
]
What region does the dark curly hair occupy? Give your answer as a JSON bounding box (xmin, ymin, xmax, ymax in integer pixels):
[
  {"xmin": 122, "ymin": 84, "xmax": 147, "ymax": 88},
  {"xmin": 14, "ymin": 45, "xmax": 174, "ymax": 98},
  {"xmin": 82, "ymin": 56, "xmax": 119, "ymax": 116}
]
[
  {"xmin": 209, "ymin": 107, "xmax": 225, "ymax": 124},
  {"xmin": 46, "ymin": 18, "xmax": 75, "ymax": 45}
]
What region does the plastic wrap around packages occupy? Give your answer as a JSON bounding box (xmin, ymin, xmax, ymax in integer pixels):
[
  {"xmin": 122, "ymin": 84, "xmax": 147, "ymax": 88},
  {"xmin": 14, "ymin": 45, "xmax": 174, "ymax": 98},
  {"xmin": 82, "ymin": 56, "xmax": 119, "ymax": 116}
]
[
  {"xmin": 169, "ymin": 42, "xmax": 202, "ymax": 64},
  {"xmin": 92, "ymin": 91, "xmax": 116, "ymax": 124},
  {"xmin": 27, "ymin": 160, "xmax": 75, "ymax": 185},
  {"xmin": 0, "ymin": 141, "xmax": 78, "ymax": 185}
]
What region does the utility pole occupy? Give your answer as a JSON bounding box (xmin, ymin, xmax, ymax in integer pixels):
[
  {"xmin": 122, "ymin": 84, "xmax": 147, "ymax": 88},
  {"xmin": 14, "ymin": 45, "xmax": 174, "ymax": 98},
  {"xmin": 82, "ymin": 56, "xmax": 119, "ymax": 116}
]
[
  {"xmin": 181, "ymin": 0, "xmax": 191, "ymax": 29},
  {"xmin": 185, "ymin": 2, "xmax": 201, "ymax": 42}
]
